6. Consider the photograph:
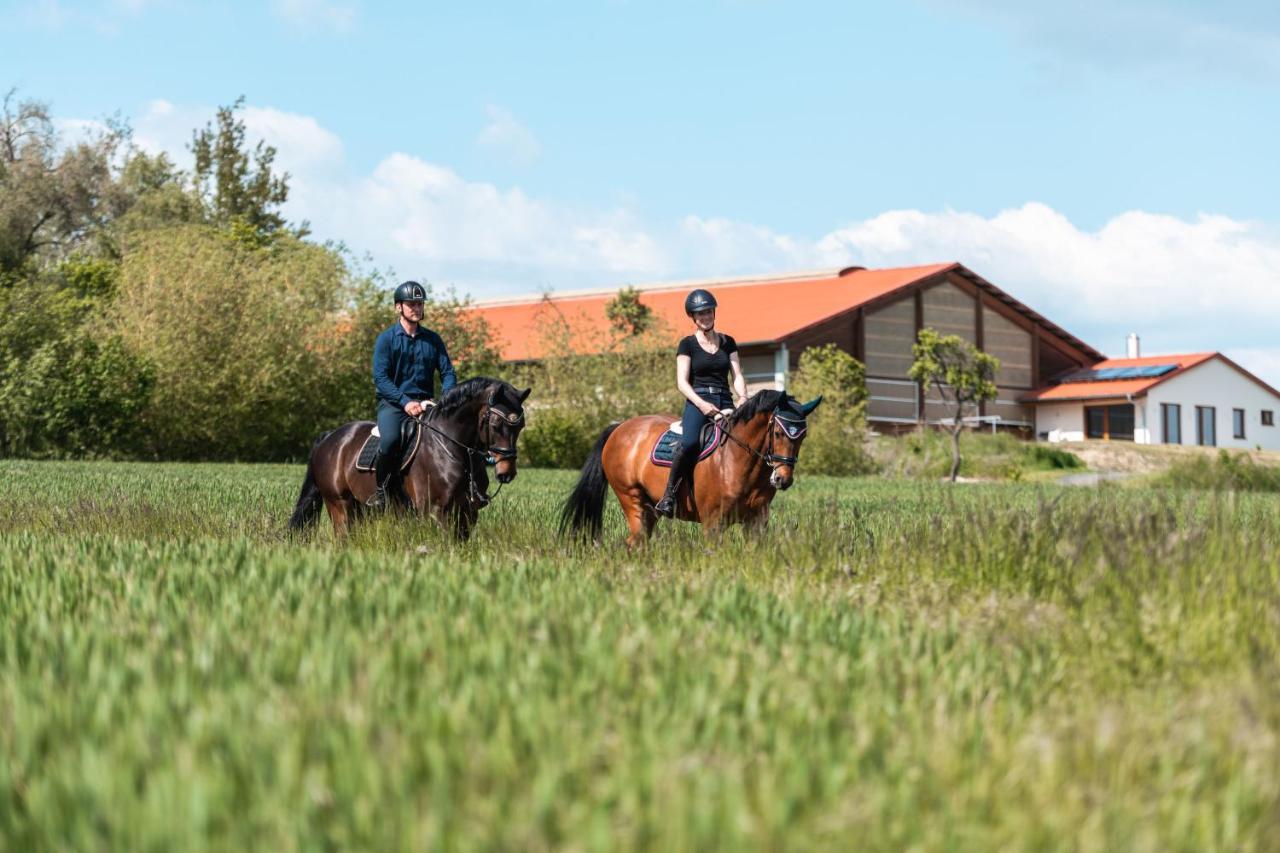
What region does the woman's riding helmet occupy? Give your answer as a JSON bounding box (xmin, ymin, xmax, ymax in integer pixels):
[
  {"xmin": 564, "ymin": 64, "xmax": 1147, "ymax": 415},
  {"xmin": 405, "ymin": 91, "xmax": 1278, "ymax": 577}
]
[
  {"xmin": 684, "ymin": 288, "xmax": 717, "ymax": 316},
  {"xmin": 394, "ymin": 281, "xmax": 428, "ymax": 303}
]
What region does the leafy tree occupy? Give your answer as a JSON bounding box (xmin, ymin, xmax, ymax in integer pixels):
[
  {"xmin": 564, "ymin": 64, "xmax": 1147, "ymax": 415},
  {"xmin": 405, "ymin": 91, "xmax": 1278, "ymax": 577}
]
[
  {"xmin": 788, "ymin": 344, "xmax": 875, "ymax": 476},
  {"xmin": 0, "ymin": 90, "xmax": 134, "ymax": 274},
  {"xmin": 190, "ymin": 97, "xmax": 302, "ymax": 242},
  {"xmin": 604, "ymin": 286, "xmax": 654, "ymax": 339},
  {"xmin": 908, "ymin": 328, "xmax": 999, "ymax": 482}
]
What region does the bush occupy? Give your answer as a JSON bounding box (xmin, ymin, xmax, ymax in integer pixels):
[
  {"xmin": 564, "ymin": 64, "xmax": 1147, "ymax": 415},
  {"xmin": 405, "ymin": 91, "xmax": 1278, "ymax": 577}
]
[
  {"xmin": 873, "ymin": 430, "xmax": 1084, "ymax": 480},
  {"xmin": 505, "ymin": 301, "xmax": 682, "ymax": 468},
  {"xmin": 1155, "ymin": 450, "xmax": 1280, "ymax": 493},
  {"xmin": 787, "ymin": 345, "xmax": 876, "ymax": 476},
  {"xmin": 0, "ymin": 265, "xmax": 155, "ymax": 459}
]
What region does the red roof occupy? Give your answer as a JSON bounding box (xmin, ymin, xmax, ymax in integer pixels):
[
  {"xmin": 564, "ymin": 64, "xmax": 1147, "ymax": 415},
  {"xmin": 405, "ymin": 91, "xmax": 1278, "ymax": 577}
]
[
  {"xmin": 1021, "ymin": 353, "xmax": 1216, "ymax": 403},
  {"xmin": 469, "ymin": 262, "xmax": 1098, "ymax": 362}
]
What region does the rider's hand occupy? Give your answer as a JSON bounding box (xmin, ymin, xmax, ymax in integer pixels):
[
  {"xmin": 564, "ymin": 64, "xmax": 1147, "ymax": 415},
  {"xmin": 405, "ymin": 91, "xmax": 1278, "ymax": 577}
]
[
  {"xmin": 405, "ymin": 401, "xmax": 424, "ymax": 417},
  {"xmin": 699, "ymin": 402, "xmax": 717, "ymax": 417}
]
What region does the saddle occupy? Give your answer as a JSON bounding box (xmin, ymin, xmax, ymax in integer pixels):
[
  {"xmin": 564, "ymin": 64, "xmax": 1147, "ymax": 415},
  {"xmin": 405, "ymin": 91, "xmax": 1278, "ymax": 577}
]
[
  {"xmin": 649, "ymin": 419, "xmax": 724, "ymax": 468},
  {"xmin": 355, "ymin": 418, "xmax": 423, "ymax": 473}
]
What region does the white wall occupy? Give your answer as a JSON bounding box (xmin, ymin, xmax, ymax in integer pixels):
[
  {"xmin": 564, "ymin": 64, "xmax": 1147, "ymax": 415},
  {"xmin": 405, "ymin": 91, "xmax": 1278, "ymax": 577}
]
[
  {"xmin": 1145, "ymin": 358, "xmax": 1280, "ymax": 450},
  {"xmin": 1036, "ymin": 401, "xmax": 1087, "ymax": 442}
]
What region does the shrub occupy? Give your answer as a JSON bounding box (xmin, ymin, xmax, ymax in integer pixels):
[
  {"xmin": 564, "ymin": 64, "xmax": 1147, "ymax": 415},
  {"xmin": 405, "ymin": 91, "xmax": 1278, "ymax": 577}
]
[
  {"xmin": 787, "ymin": 345, "xmax": 876, "ymax": 476},
  {"xmin": 873, "ymin": 430, "xmax": 1084, "ymax": 480}
]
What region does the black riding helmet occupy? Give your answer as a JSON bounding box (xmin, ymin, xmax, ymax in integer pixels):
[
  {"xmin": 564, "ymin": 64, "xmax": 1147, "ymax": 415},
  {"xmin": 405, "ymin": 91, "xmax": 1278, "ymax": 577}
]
[
  {"xmin": 394, "ymin": 280, "xmax": 428, "ymax": 304},
  {"xmin": 684, "ymin": 288, "xmax": 717, "ymax": 316}
]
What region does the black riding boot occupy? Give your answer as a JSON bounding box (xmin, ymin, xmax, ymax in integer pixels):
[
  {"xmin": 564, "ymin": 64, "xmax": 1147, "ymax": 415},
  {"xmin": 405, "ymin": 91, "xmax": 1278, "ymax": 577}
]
[
  {"xmin": 366, "ymin": 452, "xmax": 398, "ymax": 510},
  {"xmin": 654, "ymin": 444, "xmax": 695, "ymax": 517}
]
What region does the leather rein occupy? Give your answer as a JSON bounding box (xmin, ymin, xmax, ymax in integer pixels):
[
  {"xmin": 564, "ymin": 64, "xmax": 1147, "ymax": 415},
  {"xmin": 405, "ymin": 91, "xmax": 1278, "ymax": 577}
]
[
  {"xmin": 715, "ymin": 411, "xmax": 807, "ymax": 469},
  {"xmin": 418, "ymin": 401, "xmax": 525, "ymax": 502}
]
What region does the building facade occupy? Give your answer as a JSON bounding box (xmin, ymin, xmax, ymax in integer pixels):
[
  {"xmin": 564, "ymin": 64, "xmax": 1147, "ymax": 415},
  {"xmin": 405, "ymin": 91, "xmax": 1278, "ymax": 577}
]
[{"xmin": 1028, "ymin": 353, "xmax": 1280, "ymax": 450}]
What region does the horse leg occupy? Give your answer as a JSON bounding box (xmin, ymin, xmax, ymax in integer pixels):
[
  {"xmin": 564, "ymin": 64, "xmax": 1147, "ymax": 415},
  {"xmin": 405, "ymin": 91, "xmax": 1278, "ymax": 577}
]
[
  {"xmin": 324, "ymin": 497, "xmax": 353, "ymax": 539},
  {"xmin": 619, "ymin": 489, "xmax": 654, "ymax": 549},
  {"xmin": 744, "ymin": 506, "xmax": 770, "ymax": 538}
]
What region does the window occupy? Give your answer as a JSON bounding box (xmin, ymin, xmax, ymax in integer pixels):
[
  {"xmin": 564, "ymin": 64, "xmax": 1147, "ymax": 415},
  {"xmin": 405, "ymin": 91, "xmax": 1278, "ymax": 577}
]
[
  {"xmin": 1264, "ymin": 410, "xmax": 1275, "ymax": 427},
  {"xmin": 1233, "ymin": 408, "xmax": 1246, "ymax": 440},
  {"xmin": 1085, "ymin": 404, "xmax": 1135, "ymax": 441},
  {"xmin": 1196, "ymin": 406, "xmax": 1216, "ymax": 447},
  {"xmin": 1161, "ymin": 403, "xmax": 1181, "ymax": 445}
]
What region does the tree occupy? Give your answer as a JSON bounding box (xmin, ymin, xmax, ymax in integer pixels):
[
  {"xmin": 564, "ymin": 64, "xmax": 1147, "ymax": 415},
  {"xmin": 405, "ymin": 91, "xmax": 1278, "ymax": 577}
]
[
  {"xmin": 604, "ymin": 286, "xmax": 654, "ymax": 339},
  {"xmin": 190, "ymin": 97, "xmax": 301, "ymax": 241},
  {"xmin": 908, "ymin": 328, "xmax": 999, "ymax": 482},
  {"xmin": 0, "ymin": 90, "xmax": 133, "ymax": 274}
]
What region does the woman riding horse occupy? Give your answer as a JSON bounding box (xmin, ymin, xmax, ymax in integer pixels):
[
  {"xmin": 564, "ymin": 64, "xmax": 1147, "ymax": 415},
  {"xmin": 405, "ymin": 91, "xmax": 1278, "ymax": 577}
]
[
  {"xmin": 655, "ymin": 288, "xmax": 748, "ymax": 516},
  {"xmin": 560, "ymin": 290, "xmax": 821, "ymax": 547}
]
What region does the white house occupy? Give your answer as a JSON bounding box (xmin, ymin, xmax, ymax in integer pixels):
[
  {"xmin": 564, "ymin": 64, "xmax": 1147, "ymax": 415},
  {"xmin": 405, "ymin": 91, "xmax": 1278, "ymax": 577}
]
[{"xmin": 1025, "ymin": 350, "xmax": 1280, "ymax": 450}]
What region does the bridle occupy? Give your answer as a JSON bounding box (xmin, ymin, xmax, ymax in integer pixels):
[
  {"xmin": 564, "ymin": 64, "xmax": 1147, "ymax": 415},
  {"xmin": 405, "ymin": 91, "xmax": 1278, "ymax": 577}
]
[
  {"xmin": 717, "ymin": 410, "xmax": 807, "ymax": 469},
  {"xmin": 418, "ymin": 400, "xmax": 525, "ymax": 502}
]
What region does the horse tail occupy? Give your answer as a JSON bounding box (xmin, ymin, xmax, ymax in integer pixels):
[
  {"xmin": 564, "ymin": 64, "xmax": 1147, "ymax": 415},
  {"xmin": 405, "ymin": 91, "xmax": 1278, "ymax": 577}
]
[
  {"xmin": 559, "ymin": 422, "xmax": 621, "ymax": 539},
  {"xmin": 288, "ymin": 431, "xmax": 331, "ymax": 532}
]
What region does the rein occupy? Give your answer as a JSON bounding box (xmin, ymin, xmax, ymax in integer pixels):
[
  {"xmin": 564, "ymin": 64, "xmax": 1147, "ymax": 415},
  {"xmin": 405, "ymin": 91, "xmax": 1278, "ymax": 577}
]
[
  {"xmin": 715, "ymin": 411, "xmax": 805, "ymax": 469},
  {"xmin": 418, "ymin": 402, "xmax": 524, "ymax": 503}
]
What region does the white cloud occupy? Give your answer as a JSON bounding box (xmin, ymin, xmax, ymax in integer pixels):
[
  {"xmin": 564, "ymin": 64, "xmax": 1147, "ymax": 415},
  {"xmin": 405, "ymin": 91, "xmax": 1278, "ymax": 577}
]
[
  {"xmin": 271, "ymin": 0, "xmax": 357, "ymax": 33},
  {"xmin": 476, "ymin": 106, "xmax": 541, "ymax": 166}
]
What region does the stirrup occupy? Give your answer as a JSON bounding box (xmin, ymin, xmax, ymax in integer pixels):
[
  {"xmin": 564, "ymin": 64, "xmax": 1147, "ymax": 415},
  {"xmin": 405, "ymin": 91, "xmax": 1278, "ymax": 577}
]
[
  {"xmin": 654, "ymin": 492, "xmax": 677, "ymax": 517},
  {"xmin": 365, "ymin": 486, "xmax": 388, "ymax": 509}
]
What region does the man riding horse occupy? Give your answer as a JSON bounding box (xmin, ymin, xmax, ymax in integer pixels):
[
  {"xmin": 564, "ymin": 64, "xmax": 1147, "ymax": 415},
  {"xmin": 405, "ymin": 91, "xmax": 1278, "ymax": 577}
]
[{"xmin": 369, "ymin": 280, "xmax": 457, "ymax": 510}]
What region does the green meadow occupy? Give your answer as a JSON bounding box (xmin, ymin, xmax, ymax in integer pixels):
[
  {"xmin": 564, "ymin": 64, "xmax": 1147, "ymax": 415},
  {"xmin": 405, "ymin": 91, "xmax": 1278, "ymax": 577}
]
[{"xmin": 0, "ymin": 459, "xmax": 1277, "ymax": 850}]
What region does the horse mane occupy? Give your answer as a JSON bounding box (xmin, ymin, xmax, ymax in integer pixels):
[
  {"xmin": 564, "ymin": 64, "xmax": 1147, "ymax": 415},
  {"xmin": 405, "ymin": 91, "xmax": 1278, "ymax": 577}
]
[
  {"xmin": 434, "ymin": 377, "xmax": 521, "ymax": 417},
  {"xmin": 725, "ymin": 389, "xmax": 786, "ymax": 428}
]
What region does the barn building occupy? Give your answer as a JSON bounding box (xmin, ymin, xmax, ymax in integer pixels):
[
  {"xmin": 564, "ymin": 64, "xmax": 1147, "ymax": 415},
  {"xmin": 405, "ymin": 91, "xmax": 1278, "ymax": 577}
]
[{"xmin": 468, "ymin": 262, "xmax": 1280, "ymax": 448}]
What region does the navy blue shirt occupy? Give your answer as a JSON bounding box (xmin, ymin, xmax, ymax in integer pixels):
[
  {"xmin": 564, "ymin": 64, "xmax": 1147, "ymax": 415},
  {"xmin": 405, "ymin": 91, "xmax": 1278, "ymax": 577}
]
[{"xmin": 372, "ymin": 322, "xmax": 457, "ymax": 408}]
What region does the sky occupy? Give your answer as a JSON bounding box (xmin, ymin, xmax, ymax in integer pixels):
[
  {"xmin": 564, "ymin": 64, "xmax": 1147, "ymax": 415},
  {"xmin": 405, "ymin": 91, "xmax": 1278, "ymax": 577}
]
[{"xmin": 7, "ymin": 0, "xmax": 1280, "ymax": 385}]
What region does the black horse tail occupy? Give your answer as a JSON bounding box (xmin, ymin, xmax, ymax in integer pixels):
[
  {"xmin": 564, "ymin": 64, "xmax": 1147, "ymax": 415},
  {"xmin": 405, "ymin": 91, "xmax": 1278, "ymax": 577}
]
[
  {"xmin": 288, "ymin": 431, "xmax": 331, "ymax": 532},
  {"xmin": 559, "ymin": 422, "xmax": 621, "ymax": 539}
]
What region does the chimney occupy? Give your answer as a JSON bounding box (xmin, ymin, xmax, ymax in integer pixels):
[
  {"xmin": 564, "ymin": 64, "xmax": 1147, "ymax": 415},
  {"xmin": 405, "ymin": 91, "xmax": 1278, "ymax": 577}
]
[{"xmin": 1126, "ymin": 333, "xmax": 1140, "ymax": 358}]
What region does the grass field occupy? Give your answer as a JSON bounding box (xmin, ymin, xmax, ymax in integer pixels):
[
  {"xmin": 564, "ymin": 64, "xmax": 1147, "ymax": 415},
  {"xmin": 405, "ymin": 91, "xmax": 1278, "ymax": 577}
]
[{"xmin": 0, "ymin": 459, "xmax": 1278, "ymax": 850}]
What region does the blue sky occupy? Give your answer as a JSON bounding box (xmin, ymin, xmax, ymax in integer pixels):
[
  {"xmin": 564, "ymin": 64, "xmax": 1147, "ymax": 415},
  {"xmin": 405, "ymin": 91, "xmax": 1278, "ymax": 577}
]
[{"xmin": 9, "ymin": 0, "xmax": 1280, "ymax": 383}]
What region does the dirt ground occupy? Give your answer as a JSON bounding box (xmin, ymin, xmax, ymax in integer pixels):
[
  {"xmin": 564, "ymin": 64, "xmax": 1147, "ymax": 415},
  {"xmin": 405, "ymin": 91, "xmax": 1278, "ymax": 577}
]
[{"xmin": 1058, "ymin": 440, "xmax": 1280, "ymax": 474}]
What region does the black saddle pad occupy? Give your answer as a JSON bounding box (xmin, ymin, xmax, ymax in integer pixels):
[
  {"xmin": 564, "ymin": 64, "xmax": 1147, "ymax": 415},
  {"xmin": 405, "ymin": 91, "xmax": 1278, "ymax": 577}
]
[
  {"xmin": 649, "ymin": 421, "xmax": 723, "ymax": 468},
  {"xmin": 355, "ymin": 419, "xmax": 421, "ymax": 473}
]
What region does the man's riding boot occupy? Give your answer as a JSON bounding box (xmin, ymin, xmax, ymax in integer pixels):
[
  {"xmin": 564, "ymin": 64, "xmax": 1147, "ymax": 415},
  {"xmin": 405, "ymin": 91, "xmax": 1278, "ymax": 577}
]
[
  {"xmin": 366, "ymin": 452, "xmax": 398, "ymax": 510},
  {"xmin": 654, "ymin": 445, "xmax": 695, "ymax": 517}
]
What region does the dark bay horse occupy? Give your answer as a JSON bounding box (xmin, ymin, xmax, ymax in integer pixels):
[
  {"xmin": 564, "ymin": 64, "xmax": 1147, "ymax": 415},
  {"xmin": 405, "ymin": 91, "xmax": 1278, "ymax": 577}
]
[
  {"xmin": 289, "ymin": 378, "xmax": 531, "ymax": 539},
  {"xmin": 559, "ymin": 390, "xmax": 821, "ymax": 547}
]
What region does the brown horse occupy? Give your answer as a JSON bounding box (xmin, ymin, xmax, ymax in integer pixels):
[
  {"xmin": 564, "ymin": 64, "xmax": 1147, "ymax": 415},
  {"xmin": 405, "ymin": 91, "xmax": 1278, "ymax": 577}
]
[
  {"xmin": 559, "ymin": 390, "xmax": 821, "ymax": 547},
  {"xmin": 289, "ymin": 378, "xmax": 531, "ymax": 539}
]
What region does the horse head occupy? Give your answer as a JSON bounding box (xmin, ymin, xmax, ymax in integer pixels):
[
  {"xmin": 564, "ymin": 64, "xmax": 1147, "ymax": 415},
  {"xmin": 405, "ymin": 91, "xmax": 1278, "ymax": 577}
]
[{"xmin": 483, "ymin": 381, "xmax": 532, "ymax": 483}]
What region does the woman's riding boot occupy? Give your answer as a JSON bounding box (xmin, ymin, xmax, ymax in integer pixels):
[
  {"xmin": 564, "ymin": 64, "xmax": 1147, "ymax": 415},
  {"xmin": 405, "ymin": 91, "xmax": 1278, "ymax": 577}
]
[
  {"xmin": 367, "ymin": 452, "xmax": 397, "ymax": 509},
  {"xmin": 654, "ymin": 445, "xmax": 694, "ymax": 517}
]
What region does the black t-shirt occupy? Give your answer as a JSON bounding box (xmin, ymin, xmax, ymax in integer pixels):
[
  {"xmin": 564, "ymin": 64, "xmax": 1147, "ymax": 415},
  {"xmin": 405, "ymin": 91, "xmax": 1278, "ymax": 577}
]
[{"xmin": 678, "ymin": 333, "xmax": 738, "ymax": 391}]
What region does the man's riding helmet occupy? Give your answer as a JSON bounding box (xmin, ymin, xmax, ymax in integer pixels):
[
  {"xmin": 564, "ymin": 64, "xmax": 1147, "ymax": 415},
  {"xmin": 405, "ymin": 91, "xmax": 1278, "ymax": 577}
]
[
  {"xmin": 394, "ymin": 281, "xmax": 428, "ymax": 304},
  {"xmin": 684, "ymin": 288, "xmax": 717, "ymax": 316}
]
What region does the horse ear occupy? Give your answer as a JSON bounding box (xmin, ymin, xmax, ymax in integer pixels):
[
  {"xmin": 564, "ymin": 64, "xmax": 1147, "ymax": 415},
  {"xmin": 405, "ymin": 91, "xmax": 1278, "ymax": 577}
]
[
  {"xmin": 519, "ymin": 387, "xmax": 532, "ymax": 403},
  {"xmin": 800, "ymin": 396, "xmax": 823, "ymax": 416}
]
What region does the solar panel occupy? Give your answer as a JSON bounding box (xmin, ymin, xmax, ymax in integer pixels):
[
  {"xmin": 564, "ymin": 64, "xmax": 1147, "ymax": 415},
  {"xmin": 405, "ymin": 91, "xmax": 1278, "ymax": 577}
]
[{"xmin": 1056, "ymin": 364, "xmax": 1178, "ymax": 383}]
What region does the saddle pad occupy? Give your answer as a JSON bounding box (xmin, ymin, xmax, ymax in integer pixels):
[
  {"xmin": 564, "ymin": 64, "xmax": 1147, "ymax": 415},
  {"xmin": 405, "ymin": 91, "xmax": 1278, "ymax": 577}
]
[
  {"xmin": 355, "ymin": 420, "xmax": 422, "ymax": 473},
  {"xmin": 649, "ymin": 422, "xmax": 722, "ymax": 468}
]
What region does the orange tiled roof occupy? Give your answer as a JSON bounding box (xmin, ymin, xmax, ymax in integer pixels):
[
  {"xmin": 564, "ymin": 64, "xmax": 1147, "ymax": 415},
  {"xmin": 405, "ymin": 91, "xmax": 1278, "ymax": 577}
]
[
  {"xmin": 470, "ymin": 263, "xmax": 956, "ymax": 361},
  {"xmin": 1021, "ymin": 353, "xmax": 1217, "ymax": 403}
]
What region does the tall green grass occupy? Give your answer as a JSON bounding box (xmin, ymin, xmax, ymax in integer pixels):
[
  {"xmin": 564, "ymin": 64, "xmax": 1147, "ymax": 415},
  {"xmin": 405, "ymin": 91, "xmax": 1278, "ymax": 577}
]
[
  {"xmin": 0, "ymin": 460, "xmax": 1276, "ymax": 849},
  {"xmin": 1155, "ymin": 449, "xmax": 1280, "ymax": 493}
]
